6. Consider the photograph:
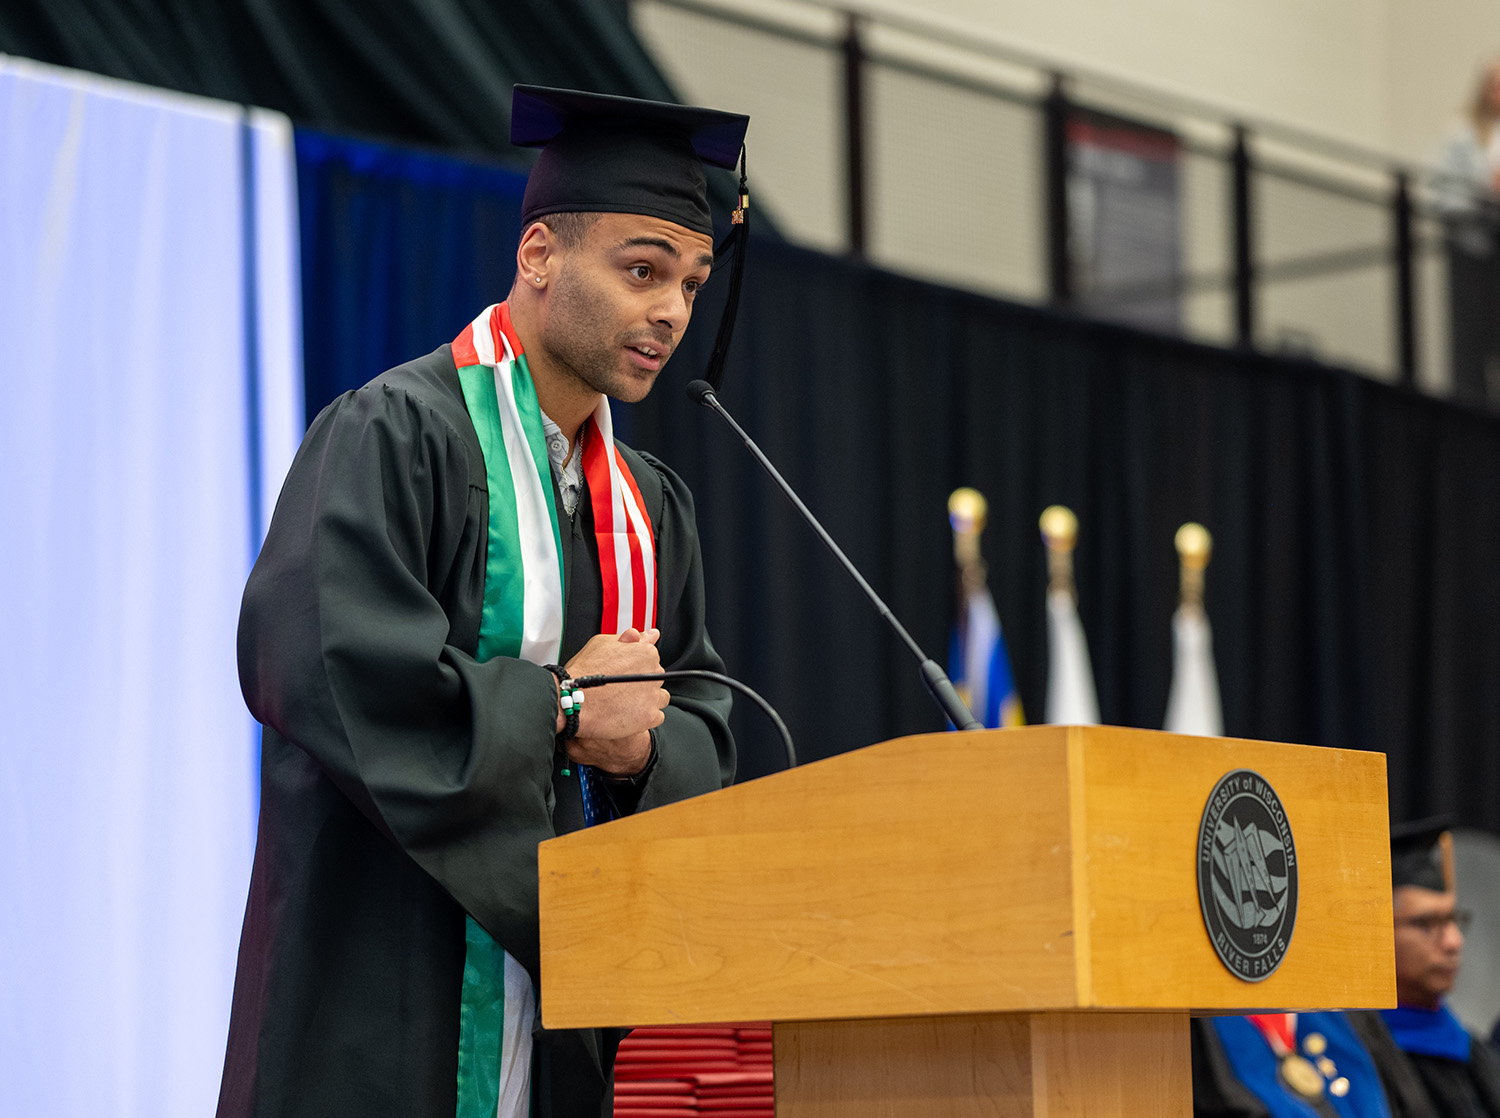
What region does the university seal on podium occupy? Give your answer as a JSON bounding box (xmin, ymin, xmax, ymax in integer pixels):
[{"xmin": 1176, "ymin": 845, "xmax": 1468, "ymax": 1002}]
[{"xmin": 1197, "ymin": 769, "xmax": 1298, "ymax": 981}]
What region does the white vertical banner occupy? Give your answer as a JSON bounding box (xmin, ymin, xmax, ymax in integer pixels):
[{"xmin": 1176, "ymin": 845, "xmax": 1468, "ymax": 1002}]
[
  {"xmin": 248, "ymin": 106, "xmax": 305, "ymax": 544},
  {"xmin": 1163, "ymin": 604, "xmax": 1225, "ymax": 737},
  {"xmin": 0, "ymin": 59, "xmax": 301, "ymax": 1117},
  {"xmin": 1044, "ymin": 587, "xmax": 1100, "ymax": 724}
]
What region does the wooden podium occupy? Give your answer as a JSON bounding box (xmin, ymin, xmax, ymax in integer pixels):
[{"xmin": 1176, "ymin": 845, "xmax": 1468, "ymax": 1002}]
[{"xmin": 538, "ymin": 725, "xmax": 1395, "ymax": 1115}]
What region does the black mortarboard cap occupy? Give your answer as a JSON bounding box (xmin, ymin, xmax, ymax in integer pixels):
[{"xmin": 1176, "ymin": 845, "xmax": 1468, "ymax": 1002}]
[
  {"xmin": 512, "ymin": 85, "xmax": 749, "ymax": 238},
  {"xmin": 1391, "ymin": 816, "xmax": 1455, "ymax": 891}
]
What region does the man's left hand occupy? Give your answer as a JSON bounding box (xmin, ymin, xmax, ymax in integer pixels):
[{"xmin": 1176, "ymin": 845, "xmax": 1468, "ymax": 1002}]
[{"xmin": 566, "ymin": 730, "xmax": 653, "ymax": 776}]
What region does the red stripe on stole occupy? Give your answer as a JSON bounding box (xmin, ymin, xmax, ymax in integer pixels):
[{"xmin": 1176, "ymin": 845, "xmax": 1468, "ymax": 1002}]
[
  {"xmin": 615, "ymin": 446, "xmax": 656, "ymax": 629},
  {"xmin": 583, "ymin": 419, "xmax": 623, "ymax": 631},
  {"xmin": 450, "ymin": 304, "xmax": 515, "ymax": 368},
  {"xmin": 496, "ymin": 302, "xmax": 524, "ymax": 360},
  {"xmin": 451, "ymin": 326, "xmax": 479, "ymax": 367}
]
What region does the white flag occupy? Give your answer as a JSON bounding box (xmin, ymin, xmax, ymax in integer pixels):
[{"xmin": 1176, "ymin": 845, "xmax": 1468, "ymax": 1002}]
[
  {"xmin": 1164, "ymin": 604, "xmax": 1224, "ymax": 736},
  {"xmin": 1045, "ymin": 587, "xmax": 1099, "ymax": 723}
]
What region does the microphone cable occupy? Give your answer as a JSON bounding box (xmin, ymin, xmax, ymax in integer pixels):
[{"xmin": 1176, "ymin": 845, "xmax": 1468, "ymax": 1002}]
[{"xmin": 571, "ymin": 668, "xmax": 797, "ymax": 771}]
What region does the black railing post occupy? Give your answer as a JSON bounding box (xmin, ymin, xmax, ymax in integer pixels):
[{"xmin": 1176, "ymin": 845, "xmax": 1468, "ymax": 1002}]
[
  {"xmin": 1043, "ymin": 72, "xmax": 1072, "ymax": 305},
  {"xmin": 1231, "ymin": 125, "xmax": 1255, "ymax": 347},
  {"xmin": 1393, "ymin": 171, "xmax": 1418, "ymax": 387},
  {"xmin": 842, "ymin": 12, "xmax": 867, "ymax": 259}
]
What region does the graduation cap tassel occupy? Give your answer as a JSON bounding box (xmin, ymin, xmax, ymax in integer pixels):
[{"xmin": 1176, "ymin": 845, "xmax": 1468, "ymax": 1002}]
[{"xmin": 703, "ymin": 146, "xmax": 749, "ymax": 391}]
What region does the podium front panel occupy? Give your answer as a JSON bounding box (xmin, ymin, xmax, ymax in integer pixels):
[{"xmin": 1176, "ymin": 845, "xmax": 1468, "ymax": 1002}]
[
  {"xmin": 1072, "ymin": 726, "xmax": 1393, "ymax": 1011},
  {"xmin": 538, "ymin": 726, "xmax": 1394, "ymax": 1029},
  {"xmin": 539, "ymin": 732, "xmax": 1083, "ymax": 1027}
]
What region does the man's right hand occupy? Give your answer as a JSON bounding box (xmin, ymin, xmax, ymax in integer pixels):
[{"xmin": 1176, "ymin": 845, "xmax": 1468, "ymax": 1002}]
[{"xmin": 558, "ymin": 628, "xmax": 669, "ymax": 741}]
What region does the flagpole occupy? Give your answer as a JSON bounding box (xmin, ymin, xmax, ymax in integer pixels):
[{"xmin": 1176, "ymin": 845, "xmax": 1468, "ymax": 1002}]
[
  {"xmin": 1175, "ymin": 522, "xmax": 1212, "ymax": 613},
  {"xmin": 1039, "ymin": 504, "xmax": 1078, "ymax": 598},
  {"xmin": 1040, "ymin": 505, "xmax": 1100, "ymax": 724},
  {"xmin": 1164, "ymin": 521, "xmax": 1224, "ymax": 736},
  {"xmin": 948, "ymin": 487, "xmax": 987, "ymax": 597}
]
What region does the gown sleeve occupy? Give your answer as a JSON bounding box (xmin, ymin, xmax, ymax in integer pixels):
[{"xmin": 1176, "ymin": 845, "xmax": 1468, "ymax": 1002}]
[
  {"xmin": 238, "ymin": 378, "xmax": 562, "ymax": 977},
  {"xmin": 1468, "ymin": 1033, "xmax": 1500, "ymax": 1115},
  {"xmin": 1346, "ymin": 1011, "xmax": 1440, "ymax": 1118}
]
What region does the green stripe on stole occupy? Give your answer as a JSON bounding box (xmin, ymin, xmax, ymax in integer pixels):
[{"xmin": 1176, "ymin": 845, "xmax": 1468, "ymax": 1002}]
[
  {"xmin": 453, "ymin": 351, "xmax": 562, "ymax": 1118},
  {"xmin": 457, "ymin": 361, "xmax": 525, "ymax": 664},
  {"xmin": 457, "ymin": 919, "xmax": 508, "ymax": 1118}
]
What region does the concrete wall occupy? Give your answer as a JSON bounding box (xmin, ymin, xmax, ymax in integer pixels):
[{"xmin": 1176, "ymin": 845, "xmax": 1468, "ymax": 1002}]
[
  {"xmin": 634, "ymin": 0, "xmax": 1500, "ymax": 381},
  {"xmin": 1385, "ymin": 0, "xmax": 1499, "ymax": 163},
  {"xmin": 922, "ymin": 0, "xmax": 1391, "ymax": 152}
]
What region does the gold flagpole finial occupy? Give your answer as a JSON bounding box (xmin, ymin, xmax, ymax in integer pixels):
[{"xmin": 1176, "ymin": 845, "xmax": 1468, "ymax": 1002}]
[
  {"xmin": 948, "ymin": 487, "xmax": 988, "ymax": 535},
  {"xmin": 949, "ymin": 488, "xmax": 988, "ymax": 592},
  {"xmin": 1039, "ymin": 505, "xmax": 1078, "ymax": 553},
  {"xmin": 1175, "ymin": 522, "xmax": 1212, "ymax": 568},
  {"xmin": 1039, "ymin": 505, "xmax": 1078, "ymax": 596},
  {"xmin": 1175, "ymin": 522, "xmax": 1213, "ymax": 609}
]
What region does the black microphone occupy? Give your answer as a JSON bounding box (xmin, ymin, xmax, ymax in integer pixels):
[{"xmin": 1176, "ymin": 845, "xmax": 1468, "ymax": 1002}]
[
  {"xmin": 571, "ymin": 669, "xmax": 796, "ymax": 770},
  {"xmin": 685, "ymin": 379, "xmax": 983, "ymax": 732}
]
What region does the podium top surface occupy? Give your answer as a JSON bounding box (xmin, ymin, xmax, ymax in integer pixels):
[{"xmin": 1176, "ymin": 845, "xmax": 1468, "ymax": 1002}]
[{"xmin": 538, "ymin": 725, "xmax": 1394, "ymax": 1028}]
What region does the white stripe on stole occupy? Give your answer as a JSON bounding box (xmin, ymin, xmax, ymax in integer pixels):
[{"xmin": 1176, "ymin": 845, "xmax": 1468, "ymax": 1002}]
[
  {"xmin": 614, "ymin": 452, "xmax": 655, "ymax": 628},
  {"xmin": 461, "ymin": 307, "xmax": 540, "ymax": 1118},
  {"xmin": 496, "ymin": 954, "xmax": 535, "ymax": 1118},
  {"xmin": 596, "ymin": 390, "xmax": 654, "ymax": 626},
  {"xmin": 590, "ymin": 398, "xmax": 638, "ymax": 632},
  {"xmin": 492, "ymin": 333, "xmax": 563, "ymax": 665},
  {"xmin": 470, "ymin": 309, "xmax": 498, "ymax": 366}
]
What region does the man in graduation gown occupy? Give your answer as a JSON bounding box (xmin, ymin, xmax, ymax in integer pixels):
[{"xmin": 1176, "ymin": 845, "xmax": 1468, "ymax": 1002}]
[
  {"xmin": 217, "ymin": 86, "xmax": 747, "ymax": 1118},
  {"xmin": 1346, "ymin": 820, "xmax": 1500, "ymax": 1118}
]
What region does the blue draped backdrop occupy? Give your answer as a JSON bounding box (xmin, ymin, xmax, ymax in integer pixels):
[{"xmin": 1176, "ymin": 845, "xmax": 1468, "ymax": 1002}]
[{"xmin": 295, "ymin": 129, "xmax": 530, "ymax": 422}]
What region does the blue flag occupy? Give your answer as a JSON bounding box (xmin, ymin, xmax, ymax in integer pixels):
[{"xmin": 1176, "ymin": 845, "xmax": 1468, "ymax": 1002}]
[{"xmin": 949, "ymin": 586, "xmax": 1024, "ymax": 728}]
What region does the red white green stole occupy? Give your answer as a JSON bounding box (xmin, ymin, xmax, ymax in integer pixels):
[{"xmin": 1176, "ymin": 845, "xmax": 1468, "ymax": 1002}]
[{"xmin": 451, "ymin": 302, "xmax": 657, "ymax": 1117}]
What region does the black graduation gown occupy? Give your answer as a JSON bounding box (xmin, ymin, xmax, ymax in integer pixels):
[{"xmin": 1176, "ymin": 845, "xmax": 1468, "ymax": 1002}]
[
  {"xmin": 217, "ymin": 345, "xmax": 735, "ymax": 1118},
  {"xmin": 1347, "ymin": 1011, "xmax": 1500, "ymax": 1118}
]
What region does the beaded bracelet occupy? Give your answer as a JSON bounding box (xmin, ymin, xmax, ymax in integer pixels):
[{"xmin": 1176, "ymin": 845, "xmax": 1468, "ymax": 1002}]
[{"xmin": 543, "ymin": 664, "xmax": 583, "ymax": 746}]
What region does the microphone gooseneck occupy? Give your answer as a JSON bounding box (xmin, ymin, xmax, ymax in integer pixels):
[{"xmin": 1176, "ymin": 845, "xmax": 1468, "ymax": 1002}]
[
  {"xmin": 686, "ymin": 381, "xmax": 983, "ymax": 732},
  {"xmin": 571, "ymin": 668, "xmax": 797, "ymax": 771}
]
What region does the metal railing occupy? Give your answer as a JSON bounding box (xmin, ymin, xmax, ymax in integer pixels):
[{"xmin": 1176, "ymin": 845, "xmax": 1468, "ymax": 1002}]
[{"xmin": 632, "ymin": 0, "xmax": 1500, "ymax": 400}]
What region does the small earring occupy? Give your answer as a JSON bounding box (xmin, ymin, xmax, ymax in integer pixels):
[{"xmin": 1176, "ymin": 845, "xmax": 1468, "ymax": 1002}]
[{"xmin": 535, "ymin": 276, "xmax": 543, "ymax": 284}]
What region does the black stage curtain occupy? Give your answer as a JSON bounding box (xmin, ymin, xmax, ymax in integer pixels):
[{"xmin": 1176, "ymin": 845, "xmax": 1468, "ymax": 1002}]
[
  {"xmin": 297, "ymin": 131, "xmax": 1500, "ymax": 829},
  {"xmin": 664, "ymin": 243, "xmax": 1500, "ymax": 830}
]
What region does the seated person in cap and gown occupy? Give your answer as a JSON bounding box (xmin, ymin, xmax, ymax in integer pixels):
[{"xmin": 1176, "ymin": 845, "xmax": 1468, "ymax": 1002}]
[
  {"xmin": 216, "ymin": 86, "xmax": 750, "ymax": 1118},
  {"xmin": 1192, "ymin": 818, "xmax": 1500, "ymax": 1118},
  {"xmin": 1345, "ymin": 820, "xmax": 1500, "ymax": 1118},
  {"xmin": 1192, "ymin": 1007, "xmax": 1394, "ymax": 1118}
]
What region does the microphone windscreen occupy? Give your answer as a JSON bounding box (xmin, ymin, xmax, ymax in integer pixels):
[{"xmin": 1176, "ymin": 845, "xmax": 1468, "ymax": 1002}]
[{"xmin": 685, "ymin": 379, "xmax": 716, "ymax": 406}]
